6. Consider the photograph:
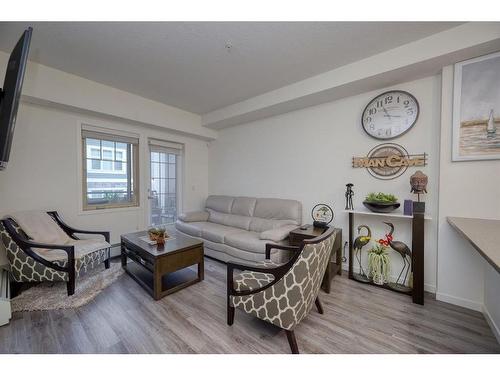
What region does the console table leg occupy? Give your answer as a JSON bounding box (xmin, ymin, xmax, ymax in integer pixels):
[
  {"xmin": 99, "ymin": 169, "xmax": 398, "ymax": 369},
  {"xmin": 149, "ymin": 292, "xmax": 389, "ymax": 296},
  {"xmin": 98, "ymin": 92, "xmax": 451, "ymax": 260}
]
[
  {"xmin": 412, "ymin": 207, "xmax": 425, "ymax": 305},
  {"xmin": 348, "ymin": 212, "xmax": 354, "ymax": 279}
]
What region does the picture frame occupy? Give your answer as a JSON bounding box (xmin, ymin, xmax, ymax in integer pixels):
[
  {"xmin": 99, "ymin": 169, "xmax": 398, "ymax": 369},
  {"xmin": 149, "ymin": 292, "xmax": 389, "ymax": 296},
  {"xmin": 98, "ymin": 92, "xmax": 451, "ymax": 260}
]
[{"xmin": 452, "ymin": 51, "xmax": 500, "ymax": 161}]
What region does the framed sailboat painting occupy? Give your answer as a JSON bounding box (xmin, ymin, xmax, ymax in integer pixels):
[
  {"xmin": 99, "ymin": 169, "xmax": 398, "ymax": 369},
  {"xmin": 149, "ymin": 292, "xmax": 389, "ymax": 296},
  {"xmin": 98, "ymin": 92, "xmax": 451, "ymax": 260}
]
[{"xmin": 452, "ymin": 51, "xmax": 500, "ymax": 161}]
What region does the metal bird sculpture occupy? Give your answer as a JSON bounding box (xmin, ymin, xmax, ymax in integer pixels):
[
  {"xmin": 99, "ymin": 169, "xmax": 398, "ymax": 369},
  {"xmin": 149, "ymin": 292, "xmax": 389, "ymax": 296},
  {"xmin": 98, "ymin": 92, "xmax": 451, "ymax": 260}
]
[
  {"xmin": 353, "ymin": 224, "xmax": 371, "ymax": 282},
  {"xmin": 384, "ymin": 222, "xmax": 412, "ymax": 290}
]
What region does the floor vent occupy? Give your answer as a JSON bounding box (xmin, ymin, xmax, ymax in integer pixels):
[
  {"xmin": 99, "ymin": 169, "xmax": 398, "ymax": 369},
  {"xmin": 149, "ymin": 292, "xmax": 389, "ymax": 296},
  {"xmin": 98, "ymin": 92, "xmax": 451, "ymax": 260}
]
[{"xmin": 0, "ymin": 268, "xmax": 11, "ymax": 326}]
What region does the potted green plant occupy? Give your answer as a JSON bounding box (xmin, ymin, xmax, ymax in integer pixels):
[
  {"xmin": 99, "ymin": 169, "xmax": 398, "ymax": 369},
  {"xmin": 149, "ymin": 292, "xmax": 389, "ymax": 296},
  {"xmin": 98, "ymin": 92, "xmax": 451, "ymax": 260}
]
[
  {"xmin": 148, "ymin": 227, "xmax": 168, "ymax": 245},
  {"xmin": 367, "ymin": 243, "xmax": 391, "ymax": 285},
  {"xmin": 363, "ymin": 192, "xmax": 400, "ymax": 213}
]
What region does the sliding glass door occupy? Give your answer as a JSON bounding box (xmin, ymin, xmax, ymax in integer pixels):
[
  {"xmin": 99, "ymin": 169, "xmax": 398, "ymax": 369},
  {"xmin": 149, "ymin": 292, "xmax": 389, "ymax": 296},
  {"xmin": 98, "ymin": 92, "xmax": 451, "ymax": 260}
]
[{"xmin": 148, "ymin": 141, "xmax": 182, "ymax": 226}]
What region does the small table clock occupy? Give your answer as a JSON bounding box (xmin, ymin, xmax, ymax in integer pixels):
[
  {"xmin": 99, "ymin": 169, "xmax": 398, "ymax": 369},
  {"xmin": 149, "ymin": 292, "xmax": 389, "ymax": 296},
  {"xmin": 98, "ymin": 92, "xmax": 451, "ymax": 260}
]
[{"xmin": 311, "ymin": 204, "xmax": 334, "ymax": 228}]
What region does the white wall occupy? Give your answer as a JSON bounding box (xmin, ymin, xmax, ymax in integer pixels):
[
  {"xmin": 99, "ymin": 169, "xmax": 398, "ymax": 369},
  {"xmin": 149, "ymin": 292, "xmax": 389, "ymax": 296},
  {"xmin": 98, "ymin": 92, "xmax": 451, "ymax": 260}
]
[
  {"xmin": 437, "ymin": 66, "xmax": 500, "ymax": 339},
  {"xmin": 0, "ymin": 102, "xmax": 209, "ymax": 245},
  {"xmin": 209, "ymin": 75, "xmax": 441, "ymax": 291}
]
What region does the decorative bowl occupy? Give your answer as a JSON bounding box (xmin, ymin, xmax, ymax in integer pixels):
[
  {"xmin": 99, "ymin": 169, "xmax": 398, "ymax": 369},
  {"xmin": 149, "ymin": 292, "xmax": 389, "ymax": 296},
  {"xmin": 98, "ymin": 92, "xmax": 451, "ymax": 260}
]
[{"xmin": 363, "ymin": 201, "xmax": 400, "ymax": 213}]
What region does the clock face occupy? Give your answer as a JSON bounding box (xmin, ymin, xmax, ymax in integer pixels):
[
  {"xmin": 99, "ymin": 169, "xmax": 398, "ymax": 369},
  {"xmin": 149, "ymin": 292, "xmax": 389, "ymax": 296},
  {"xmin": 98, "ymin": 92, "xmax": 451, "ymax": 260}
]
[{"xmin": 362, "ymin": 90, "xmax": 419, "ymax": 140}]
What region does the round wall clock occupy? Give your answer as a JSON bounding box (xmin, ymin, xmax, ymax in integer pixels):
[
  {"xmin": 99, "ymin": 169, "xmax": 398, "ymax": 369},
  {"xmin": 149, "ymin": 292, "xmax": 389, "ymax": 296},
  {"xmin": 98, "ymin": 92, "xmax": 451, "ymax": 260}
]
[
  {"xmin": 361, "ymin": 90, "xmax": 419, "ymax": 140},
  {"xmin": 311, "ymin": 204, "xmax": 334, "ymax": 228}
]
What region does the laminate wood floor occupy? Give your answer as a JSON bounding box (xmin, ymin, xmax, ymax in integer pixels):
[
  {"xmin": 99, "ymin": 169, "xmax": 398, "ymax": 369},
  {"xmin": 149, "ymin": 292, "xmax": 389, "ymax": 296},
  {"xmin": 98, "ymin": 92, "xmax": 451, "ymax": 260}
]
[{"xmin": 0, "ymin": 258, "xmax": 498, "ymax": 354}]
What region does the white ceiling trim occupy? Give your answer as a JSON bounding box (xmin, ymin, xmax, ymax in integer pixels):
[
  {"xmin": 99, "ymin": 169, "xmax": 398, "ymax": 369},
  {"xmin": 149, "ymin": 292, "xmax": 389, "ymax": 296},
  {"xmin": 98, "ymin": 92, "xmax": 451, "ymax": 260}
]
[{"xmin": 202, "ymin": 23, "xmax": 500, "ymax": 130}]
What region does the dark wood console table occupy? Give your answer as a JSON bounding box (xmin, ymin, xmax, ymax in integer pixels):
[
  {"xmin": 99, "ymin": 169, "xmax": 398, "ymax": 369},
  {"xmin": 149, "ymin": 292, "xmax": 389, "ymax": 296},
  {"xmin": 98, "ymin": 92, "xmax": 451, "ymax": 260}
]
[{"xmin": 345, "ymin": 206, "xmax": 428, "ymax": 305}]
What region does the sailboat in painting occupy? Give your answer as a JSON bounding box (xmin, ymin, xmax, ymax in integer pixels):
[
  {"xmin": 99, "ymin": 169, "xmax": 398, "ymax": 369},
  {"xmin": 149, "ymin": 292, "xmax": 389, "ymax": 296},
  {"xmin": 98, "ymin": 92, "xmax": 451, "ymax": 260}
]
[{"xmin": 487, "ymin": 109, "xmax": 496, "ymax": 138}]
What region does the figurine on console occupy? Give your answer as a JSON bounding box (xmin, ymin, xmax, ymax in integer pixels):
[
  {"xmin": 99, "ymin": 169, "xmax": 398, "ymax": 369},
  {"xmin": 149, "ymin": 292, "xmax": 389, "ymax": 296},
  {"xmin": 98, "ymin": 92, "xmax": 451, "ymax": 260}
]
[
  {"xmin": 410, "ymin": 170, "xmax": 427, "ymax": 213},
  {"xmin": 345, "ymin": 183, "xmax": 354, "ymax": 210}
]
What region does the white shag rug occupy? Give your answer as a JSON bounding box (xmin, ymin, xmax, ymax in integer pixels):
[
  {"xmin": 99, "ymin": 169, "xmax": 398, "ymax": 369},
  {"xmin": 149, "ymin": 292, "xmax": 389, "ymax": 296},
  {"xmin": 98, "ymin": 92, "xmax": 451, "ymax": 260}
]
[{"xmin": 11, "ymin": 262, "xmax": 124, "ymax": 312}]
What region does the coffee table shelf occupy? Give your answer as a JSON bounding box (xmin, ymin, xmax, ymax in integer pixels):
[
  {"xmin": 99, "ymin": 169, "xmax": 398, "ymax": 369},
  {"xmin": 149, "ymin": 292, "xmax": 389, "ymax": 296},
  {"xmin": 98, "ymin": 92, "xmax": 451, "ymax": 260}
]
[
  {"xmin": 124, "ymin": 262, "xmax": 200, "ymax": 298},
  {"xmin": 121, "ymin": 226, "xmax": 204, "ymax": 300}
]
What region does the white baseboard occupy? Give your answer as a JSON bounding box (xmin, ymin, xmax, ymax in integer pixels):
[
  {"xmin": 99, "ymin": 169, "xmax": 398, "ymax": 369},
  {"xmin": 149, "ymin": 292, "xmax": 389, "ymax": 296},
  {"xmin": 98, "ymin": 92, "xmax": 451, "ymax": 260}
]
[
  {"xmin": 341, "ymin": 264, "xmax": 436, "ymax": 293},
  {"xmin": 483, "ymin": 305, "xmax": 500, "ymax": 344},
  {"xmin": 0, "ymin": 299, "xmax": 11, "ymax": 327},
  {"xmin": 424, "ymin": 283, "xmax": 436, "ymax": 294},
  {"xmin": 436, "ymin": 292, "xmax": 483, "ymax": 312}
]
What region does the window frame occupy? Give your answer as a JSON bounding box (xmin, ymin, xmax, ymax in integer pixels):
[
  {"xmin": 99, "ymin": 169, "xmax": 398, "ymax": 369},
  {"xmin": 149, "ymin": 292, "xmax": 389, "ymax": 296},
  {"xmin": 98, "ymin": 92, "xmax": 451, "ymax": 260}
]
[{"xmin": 81, "ymin": 130, "xmax": 140, "ymax": 211}]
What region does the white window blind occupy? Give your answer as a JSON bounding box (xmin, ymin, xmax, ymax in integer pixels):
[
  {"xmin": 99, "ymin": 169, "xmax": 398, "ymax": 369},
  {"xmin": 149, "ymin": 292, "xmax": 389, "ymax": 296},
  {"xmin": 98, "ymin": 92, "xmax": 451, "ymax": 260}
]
[
  {"xmin": 82, "ymin": 124, "xmax": 139, "ymax": 145},
  {"xmin": 148, "ymin": 138, "xmax": 183, "ymax": 155}
]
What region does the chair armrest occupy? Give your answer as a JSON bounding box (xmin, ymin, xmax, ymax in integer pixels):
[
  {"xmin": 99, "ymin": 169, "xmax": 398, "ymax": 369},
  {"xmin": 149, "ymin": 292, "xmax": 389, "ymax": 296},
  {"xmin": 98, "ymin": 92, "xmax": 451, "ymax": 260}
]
[
  {"xmin": 265, "ymin": 243, "xmax": 300, "ymax": 259},
  {"xmin": 227, "ymin": 261, "xmax": 282, "ymax": 298},
  {"xmin": 178, "ymin": 211, "xmax": 209, "ymax": 223},
  {"xmin": 226, "ymin": 255, "xmax": 302, "ymax": 298},
  {"xmin": 47, "ymin": 211, "xmax": 110, "ymax": 242}
]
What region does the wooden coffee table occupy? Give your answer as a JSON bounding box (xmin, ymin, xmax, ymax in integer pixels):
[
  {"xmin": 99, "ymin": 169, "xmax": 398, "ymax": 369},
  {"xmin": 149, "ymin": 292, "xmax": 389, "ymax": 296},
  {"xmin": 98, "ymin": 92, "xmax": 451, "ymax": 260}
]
[{"xmin": 121, "ymin": 226, "xmax": 204, "ymax": 300}]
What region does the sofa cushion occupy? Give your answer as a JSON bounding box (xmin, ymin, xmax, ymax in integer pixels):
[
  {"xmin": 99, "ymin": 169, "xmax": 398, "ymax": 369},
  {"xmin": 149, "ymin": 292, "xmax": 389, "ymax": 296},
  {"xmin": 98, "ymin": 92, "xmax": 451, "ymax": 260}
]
[
  {"xmin": 249, "ymin": 217, "xmax": 297, "ymax": 233},
  {"xmin": 201, "ymin": 238, "xmax": 291, "ymax": 264},
  {"xmin": 231, "ymin": 197, "xmax": 257, "ymax": 217},
  {"xmin": 175, "ymin": 220, "xmax": 213, "ymax": 237},
  {"xmin": 200, "ymin": 222, "xmax": 245, "ymax": 244},
  {"xmin": 178, "ymin": 211, "xmax": 209, "ymax": 222},
  {"xmin": 260, "ymin": 224, "xmax": 298, "ymax": 241},
  {"xmin": 206, "ymin": 195, "xmax": 234, "ymax": 214},
  {"xmin": 225, "ymin": 231, "xmax": 275, "ymax": 254},
  {"xmin": 207, "ymin": 209, "xmax": 251, "ymax": 230},
  {"xmin": 253, "ymin": 198, "xmax": 301, "ymax": 223}
]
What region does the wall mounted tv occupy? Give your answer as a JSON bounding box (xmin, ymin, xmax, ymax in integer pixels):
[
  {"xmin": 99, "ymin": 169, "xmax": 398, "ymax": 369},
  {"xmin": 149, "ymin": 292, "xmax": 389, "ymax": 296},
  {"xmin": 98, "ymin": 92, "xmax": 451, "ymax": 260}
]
[{"xmin": 0, "ymin": 27, "xmax": 32, "ymax": 171}]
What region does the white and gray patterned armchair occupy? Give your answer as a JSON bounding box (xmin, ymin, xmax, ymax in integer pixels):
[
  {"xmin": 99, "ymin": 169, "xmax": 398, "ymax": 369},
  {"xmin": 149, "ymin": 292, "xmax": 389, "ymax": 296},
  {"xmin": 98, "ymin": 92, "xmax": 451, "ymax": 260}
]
[
  {"xmin": 0, "ymin": 211, "xmax": 111, "ymax": 296},
  {"xmin": 227, "ymin": 226, "xmax": 336, "ymax": 354}
]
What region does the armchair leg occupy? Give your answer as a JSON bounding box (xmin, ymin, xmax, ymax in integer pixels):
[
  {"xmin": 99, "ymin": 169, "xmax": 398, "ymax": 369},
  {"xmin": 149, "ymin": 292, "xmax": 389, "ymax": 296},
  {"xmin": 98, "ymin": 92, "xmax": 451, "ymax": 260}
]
[
  {"xmin": 9, "ymin": 281, "xmax": 22, "ymax": 298},
  {"xmin": 66, "ymin": 277, "xmax": 75, "ymax": 296},
  {"xmin": 227, "ymin": 305, "xmax": 235, "ymax": 326},
  {"xmin": 285, "ymin": 330, "xmax": 299, "ymax": 354},
  {"xmin": 315, "ymin": 297, "xmax": 324, "ymax": 314},
  {"xmin": 104, "ymin": 248, "xmax": 111, "ymax": 269},
  {"xmin": 67, "ymin": 266, "xmax": 76, "ymax": 296}
]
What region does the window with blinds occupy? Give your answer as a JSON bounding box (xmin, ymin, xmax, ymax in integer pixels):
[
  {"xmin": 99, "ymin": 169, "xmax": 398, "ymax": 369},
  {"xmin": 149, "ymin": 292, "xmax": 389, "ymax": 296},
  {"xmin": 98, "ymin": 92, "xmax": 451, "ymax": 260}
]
[{"xmin": 82, "ymin": 126, "xmax": 139, "ymax": 210}]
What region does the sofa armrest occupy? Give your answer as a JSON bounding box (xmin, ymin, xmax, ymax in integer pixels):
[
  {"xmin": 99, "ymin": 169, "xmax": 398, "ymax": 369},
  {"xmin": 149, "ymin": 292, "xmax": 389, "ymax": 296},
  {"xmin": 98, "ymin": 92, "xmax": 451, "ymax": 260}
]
[{"xmin": 178, "ymin": 211, "xmax": 209, "ymax": 223}]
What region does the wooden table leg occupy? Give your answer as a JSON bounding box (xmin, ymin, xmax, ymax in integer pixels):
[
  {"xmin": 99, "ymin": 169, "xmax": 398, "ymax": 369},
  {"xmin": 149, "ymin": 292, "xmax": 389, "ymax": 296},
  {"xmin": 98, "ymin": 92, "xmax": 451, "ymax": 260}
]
[
  {"xmin": 153, "ymin": 262, "xmax": 162, "ymax": 301},
  {"xmin": 323, "ymin": 263, "xmax": 331, "ymax": 294},
  {"xmin": 335, "ymin": 230, "xmax": 342, "ymax": 276},
  {"xmin": 198, "ymin": 252, "xmax": 205, "ymax": 281},
  {"xmin": 121, "ymin": 242, "xmax": 127, "ymax": 267}
]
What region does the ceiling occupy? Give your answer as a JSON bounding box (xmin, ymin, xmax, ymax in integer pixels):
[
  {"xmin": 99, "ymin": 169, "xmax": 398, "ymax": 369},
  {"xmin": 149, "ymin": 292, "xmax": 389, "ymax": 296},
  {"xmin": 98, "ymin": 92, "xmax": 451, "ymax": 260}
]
[{"xmin": 0, "ymin": 22, "xmax": 461, "ymax": 114}]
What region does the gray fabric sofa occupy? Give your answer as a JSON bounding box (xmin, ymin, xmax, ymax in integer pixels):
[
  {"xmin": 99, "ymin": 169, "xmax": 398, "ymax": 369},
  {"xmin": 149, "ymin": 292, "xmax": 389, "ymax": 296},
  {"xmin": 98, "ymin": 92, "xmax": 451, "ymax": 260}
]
[{"xmin": 175, "ymin": 196, "xmax": 302, "ymax": 263}]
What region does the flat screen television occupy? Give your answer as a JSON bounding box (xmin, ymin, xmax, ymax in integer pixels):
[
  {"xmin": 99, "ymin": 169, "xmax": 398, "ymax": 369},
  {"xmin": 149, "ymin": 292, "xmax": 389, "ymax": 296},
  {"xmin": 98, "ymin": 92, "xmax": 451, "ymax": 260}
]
[{"xmin": 0, "ymin": 27, "xmax": 32, "ymax": 170}]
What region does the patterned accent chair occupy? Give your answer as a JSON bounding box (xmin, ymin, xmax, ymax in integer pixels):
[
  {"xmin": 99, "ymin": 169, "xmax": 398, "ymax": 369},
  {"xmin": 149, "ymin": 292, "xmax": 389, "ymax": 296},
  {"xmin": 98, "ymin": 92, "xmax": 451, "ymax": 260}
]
[
  {"xmin": 0, "ymin": 211, "xmax": 111, "ymax": 296},
  {"xmin": 227, "ymin": 226, "xmax": 336, "ymax": 354}
]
